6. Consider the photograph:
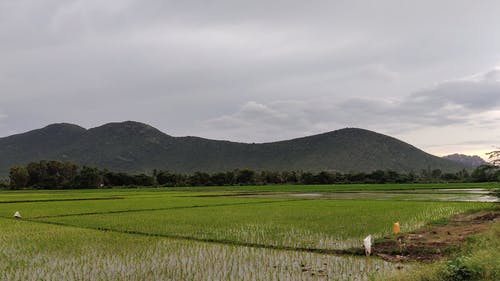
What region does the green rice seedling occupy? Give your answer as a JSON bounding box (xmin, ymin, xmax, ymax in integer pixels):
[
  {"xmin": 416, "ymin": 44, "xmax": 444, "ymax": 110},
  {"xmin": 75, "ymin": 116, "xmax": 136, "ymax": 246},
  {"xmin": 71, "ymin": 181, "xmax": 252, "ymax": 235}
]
[
  {"xmin": 0, "ymin": 218, "xmax": 400, "ymax": 281},
  {"xmin": 40, "ymin": 199, "xmax": 491, "ymax": 250}
]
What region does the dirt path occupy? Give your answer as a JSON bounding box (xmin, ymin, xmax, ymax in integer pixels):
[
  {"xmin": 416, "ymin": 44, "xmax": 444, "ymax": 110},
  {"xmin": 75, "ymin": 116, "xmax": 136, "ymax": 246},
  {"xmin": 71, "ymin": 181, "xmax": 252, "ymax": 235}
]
[{"xmin": 372, "ymin": 210, "xmax": 500, "ymax": 262}]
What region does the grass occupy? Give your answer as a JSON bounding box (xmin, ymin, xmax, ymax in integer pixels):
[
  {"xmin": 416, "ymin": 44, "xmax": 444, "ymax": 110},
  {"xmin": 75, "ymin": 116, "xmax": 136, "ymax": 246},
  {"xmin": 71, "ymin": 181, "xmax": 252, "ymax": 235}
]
[
  {"xmin": 2, "ymin": 182, "xmax": 495, "ymax": 195},
  {"xmin": 0, "ymin": 193, "xmax": 291, "ymax": 219},
  {"xmin": 39, "ymin": 199, "xmax": 491, "ymax": 250},
  {"xmin": 0, "ymin": 218, "xmax": 398, "ymax": 281},
  {"xmin": 0, "ymin": 184, "xmax": 497, "ymax": 280}
]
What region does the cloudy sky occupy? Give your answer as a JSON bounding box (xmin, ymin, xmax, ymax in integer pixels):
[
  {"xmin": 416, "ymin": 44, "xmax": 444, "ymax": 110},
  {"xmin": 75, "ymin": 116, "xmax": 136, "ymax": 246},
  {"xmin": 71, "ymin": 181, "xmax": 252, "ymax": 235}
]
[{"xmin": 1, "ymin": 0, "xmax": 500, "ymax": 158}]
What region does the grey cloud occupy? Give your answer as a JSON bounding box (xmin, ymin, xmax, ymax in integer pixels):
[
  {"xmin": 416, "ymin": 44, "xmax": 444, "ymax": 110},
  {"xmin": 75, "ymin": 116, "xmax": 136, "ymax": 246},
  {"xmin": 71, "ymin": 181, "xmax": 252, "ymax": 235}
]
[
  {"xmin": 1, "ymin": 0, "xmax": 500, "ymax": 156},
  {"xmin": 204, "ymin": 101, "xmax": 316, "ymax": 141},
  {"xmin": 478, "ymin": 69, "xmax": 500, "ymax": 82},
  {"xmin": 426, "ymin": 139, "xmax": 499, "ymax": 148},
  {"xmin": 410, "ymin": 82, "xmax": 500, "ymax": 112},
  {"xmin": 204, "ymin": 68, "xmax": 500, "ymax": 142}
]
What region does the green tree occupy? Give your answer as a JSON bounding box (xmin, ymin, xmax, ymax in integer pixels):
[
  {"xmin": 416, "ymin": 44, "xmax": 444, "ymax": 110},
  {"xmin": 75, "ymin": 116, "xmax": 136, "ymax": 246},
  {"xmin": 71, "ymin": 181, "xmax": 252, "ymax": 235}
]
[
  {"xmin": 315, "ymin": 171, "xmax": 333, "ymax": 184},
  {"xmin": 132, "ymin": 174, "xmax": 155, "ymax": 186},
  {"xmin": 26, "ymin": 161, "xmax": 48, "ymax": 187},
  {"xmin": 9, "ymin": 166, "xmax": 29, "ymax": 189},
  {"xmin": 210, "ymin": 172, "xmax": 233, "ymax": 186},
  {"xmin": 59, "ymin": 162, "xmax": 79, "ymax": 188},
  {"xmin": 157, "ymin": 171, "xmax": 186, "ymax": 187},
  {"xmin": 471, "ymin": 165, "xmax": 497, "ymax": 182},
  {"xmin": 75, "ymin": 166, "xmax": 103, "ymax": 188},
  {"xmin": 188, "ymin": 172, "xmax": 211, "ymax": 186},
  {"xmin": 431, "ymin": 169, "xmax": 442, "ymax": 179},
  {"xmin": 235, "ymin": 169, "xmax": 256, "ymax": 185}
]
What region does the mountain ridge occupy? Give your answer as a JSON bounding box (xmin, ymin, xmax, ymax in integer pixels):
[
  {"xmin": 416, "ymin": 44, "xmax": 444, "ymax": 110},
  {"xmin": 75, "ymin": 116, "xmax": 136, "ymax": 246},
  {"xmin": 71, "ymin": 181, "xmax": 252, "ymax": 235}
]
[
  {"xmin": 442, "ymin": 153, "xmax": 487, "ymax": 168},
  {"xmin": 0, "ymin": 121, "xmax": 466, "ymax": 177}
]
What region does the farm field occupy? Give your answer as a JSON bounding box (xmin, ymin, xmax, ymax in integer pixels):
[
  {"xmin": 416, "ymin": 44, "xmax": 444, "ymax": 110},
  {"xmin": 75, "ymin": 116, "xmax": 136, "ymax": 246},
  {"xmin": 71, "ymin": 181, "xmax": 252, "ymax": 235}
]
[{"xmin": 0, "ymin": 183, "xmax": 497, "ymax": 281}]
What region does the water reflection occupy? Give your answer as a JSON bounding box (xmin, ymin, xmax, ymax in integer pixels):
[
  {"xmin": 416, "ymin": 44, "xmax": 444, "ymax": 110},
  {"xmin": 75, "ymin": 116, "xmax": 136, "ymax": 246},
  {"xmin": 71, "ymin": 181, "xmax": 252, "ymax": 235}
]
[{"xmin": 253, "ymin": 188, "xmax": 499, "ymax": 202}]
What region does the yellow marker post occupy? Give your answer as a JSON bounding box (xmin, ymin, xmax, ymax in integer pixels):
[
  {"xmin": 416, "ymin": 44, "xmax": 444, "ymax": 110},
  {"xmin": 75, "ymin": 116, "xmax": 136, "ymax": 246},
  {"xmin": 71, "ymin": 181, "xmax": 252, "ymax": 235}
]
[{"xmin": 393, "ymin": 222, "xmax": 400, "ymax": 235}]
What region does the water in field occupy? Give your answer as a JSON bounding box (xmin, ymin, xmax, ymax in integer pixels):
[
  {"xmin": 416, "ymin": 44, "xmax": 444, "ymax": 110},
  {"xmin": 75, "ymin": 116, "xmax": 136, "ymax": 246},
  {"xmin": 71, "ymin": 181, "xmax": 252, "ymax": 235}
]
[
  {"xmin": 241, "ymin": 188, "xmax": 499, "ymax": 202},
  {"xmin": 0, "ymin": 188, "xmax": 494, "ymax": 280}
]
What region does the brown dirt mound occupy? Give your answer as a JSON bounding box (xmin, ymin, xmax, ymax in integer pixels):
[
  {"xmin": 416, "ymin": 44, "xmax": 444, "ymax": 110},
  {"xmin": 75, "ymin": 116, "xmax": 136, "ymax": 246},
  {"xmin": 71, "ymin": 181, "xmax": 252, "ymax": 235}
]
[{"xmin": 372, "ymin": 211, "xmax": 500, "ymax": 262}]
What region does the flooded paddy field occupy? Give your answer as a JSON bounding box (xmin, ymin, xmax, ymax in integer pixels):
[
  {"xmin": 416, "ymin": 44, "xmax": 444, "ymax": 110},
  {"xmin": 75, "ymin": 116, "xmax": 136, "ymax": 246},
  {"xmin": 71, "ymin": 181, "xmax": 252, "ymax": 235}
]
[
  {"xmin": 280, "ymin": 188, "xmax": 499, "ymax": 202},
  {"xmin": 0, "ymin": 184, "xmax": 497, "ymax": 280}
]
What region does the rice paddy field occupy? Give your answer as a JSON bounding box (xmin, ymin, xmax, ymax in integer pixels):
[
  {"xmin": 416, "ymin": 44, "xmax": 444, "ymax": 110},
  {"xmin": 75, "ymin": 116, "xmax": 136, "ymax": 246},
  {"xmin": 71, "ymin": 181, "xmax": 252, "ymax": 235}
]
[{"xmin": 0, "ymin": 183, "xmax": 497, "ymax": 281}]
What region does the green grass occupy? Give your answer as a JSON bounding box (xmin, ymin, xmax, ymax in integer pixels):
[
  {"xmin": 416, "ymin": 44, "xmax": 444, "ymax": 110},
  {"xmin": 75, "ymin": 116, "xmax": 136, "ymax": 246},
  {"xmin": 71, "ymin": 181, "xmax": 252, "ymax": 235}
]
[
  {"xmin": 2, "ymin": 181, "xmax": 494, "ymax": 195},
  {"xmin": 0, "ymin": 184, "xmax": 497, "ymax": 280},
  {"xmin": 40, "ymin": 199, "xmax": 490, "ymax": 250},
  {"xmin": 0, "ymin": 193, "xmax": 291, "ymax": 219},
  {"xmin": 0, "ymin": 217, "xmax": 400, "ymax": 281}
]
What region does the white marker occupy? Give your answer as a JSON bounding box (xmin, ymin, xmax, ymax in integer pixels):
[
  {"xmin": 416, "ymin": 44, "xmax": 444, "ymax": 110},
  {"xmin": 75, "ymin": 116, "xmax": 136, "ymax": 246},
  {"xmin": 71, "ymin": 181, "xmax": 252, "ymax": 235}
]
[{"xmin": 363, "ymin": 235, "xmax": 372, "ymax": 256}]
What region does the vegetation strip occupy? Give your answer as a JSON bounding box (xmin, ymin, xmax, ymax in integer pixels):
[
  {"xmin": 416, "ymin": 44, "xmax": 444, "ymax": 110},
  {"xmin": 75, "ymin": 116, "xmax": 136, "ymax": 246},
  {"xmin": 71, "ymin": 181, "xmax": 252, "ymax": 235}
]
[
  {"xmin": 0, "ymin": 197, "xmax": 124, "ymax": 204},
  {"xmin": 26, "ymin": 198, "xmax": 308, "ymax": 219},
  {"xmin": 22, "ymin": 209, "xmax": 498, "ymax": 262},
  {"xmin": 16, "ymin": 217, "xmax": 360, "ymax": 257}
]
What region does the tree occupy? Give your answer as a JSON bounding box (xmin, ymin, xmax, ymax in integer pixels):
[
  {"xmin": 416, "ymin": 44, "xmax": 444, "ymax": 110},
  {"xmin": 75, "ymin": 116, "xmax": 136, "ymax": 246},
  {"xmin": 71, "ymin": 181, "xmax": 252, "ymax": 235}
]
[
  {"xmin": 75, "ymin": 166, "xmax": 103, "ymax": 188},
  {"xmin": 486, "ymin": 148, "xmax": 500, "ymax": 183},
  {"xmin": 210, "ymin": 172, "xmax": 233, "ymax": 186},
  {"xmin": 0, "ymin": 179, "xmax": 9, "ymax": 189},
  {"xmin": 9, "ymin": 166, "xmax": 29, "ymax": 189},
  {"xmin": 368, "ymin": 170, "xmax": 386, "ymax": 184},
  {"xmin": 59, "ymin": 162, "xmax": 79, "ymax": 188},
  {"xmin": 188, "ymin": 172, "xmax": 211, "ymax": 186},
  {"xmin": 26, "ymin": 161, "xmax": 48, "ymax": 187},
  {"xmin": 157, "ymin": 171, "xmax": 186, "ymax": 186},
  {"xmin": 315, "ymin": 171, "xmax": 333, "ymax": 184},
  {"xmin": 471, "ymin": 165, "xmax": 497, "ymax": 182},
  {"xmin": 487, "ymin": 148, "xmax": 500, "ymax": 167},
  {"xmin": 431, "ymin": 169, "xmax": 442, "ymax": 179},
  {"xmin": 235, "ymin": 169, "xmax": 255, "ymax": 185},
  {"xmin": 132, "ymin": 174, "xmax": 155, "ymax": 186}
]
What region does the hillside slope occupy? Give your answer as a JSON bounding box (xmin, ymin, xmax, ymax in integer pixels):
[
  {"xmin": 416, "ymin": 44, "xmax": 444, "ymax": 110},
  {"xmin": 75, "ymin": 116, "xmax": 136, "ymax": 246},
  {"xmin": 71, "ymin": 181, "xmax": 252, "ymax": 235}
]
[
  {"xmin": 0, "ymin": 121, "xmax": 465, "ymax": 176},
  {"xmin": 442, "ymin": 153, "xmax": 487, "ymax": 168}
]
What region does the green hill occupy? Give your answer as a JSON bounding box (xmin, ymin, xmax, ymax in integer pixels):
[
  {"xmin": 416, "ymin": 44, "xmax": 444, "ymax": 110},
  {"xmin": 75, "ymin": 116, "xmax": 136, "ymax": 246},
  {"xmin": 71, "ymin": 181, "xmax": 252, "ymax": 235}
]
[{"xmin": 0, "ymin": 121, "xmax": 465, "ymax": 177}]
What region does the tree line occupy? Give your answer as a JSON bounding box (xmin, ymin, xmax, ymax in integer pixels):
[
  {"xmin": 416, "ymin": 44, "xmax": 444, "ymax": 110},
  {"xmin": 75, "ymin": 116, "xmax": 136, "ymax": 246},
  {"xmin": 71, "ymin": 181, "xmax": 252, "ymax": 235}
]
[{"xmin": 3, "ymin": 160, "xmax": 499, "ymax": 190}]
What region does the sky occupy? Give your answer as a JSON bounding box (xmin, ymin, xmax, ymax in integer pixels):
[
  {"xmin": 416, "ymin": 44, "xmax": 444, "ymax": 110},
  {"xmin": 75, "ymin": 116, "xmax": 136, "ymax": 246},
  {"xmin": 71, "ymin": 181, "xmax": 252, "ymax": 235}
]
[{"xmin": 1, "ymin": 0, "xmax": 500, "ymax": 159}]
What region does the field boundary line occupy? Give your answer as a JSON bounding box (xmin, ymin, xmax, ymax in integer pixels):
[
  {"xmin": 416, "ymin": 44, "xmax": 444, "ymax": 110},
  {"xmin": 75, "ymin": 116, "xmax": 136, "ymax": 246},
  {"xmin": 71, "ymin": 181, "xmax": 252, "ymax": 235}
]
[
  {"xmin": 24, "ymin": 198, "xmax": 310, "ymax": 219},
  {"xmin": 0, "ymin": 197, "xmax": 124, "ymax": 204},
  {"xmin": 16, "ymin": 217, "xmax": 360, "ymax": 257}
]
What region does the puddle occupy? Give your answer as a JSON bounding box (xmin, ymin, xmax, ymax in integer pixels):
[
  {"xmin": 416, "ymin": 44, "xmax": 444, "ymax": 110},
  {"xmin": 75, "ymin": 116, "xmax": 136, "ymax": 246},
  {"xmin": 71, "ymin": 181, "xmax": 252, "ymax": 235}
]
[{"xmin": 243, "ymin": 189, "xmax": 499, "ymax": 202}]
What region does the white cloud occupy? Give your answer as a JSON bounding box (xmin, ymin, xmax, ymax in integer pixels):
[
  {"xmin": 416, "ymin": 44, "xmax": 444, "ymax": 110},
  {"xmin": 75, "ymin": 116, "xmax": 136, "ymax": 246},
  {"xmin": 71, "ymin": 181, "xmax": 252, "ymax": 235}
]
[
  {"xmin": 356, "ymin": 64, "xmax": 399, "ymax": 81},
  {"xmin": 203, "ymin": 67, "xmax": 500, "ymax": 143}
]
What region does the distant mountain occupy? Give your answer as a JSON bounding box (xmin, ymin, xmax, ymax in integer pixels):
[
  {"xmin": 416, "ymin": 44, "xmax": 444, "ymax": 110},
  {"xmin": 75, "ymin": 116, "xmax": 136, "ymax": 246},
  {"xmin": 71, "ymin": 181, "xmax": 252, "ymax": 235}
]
[
  {"xmin": 442, "ymin": 153, "xmax": 487, "ymax": 168},
  {"xmin": 0, "ymin": 121, "xmax": 466, "ymax": 177}
]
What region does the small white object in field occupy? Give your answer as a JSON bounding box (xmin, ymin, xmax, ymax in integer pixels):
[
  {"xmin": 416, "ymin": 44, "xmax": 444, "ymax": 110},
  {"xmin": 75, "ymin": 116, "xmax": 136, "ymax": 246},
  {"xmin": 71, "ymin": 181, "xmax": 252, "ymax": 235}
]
[
  {"xmin": 363, "ymin": 235, "xmax": 372, "ymax": 256},
  {"xmin": 14, "ymin": 211, "xmax": 21, "ymax": 218}
]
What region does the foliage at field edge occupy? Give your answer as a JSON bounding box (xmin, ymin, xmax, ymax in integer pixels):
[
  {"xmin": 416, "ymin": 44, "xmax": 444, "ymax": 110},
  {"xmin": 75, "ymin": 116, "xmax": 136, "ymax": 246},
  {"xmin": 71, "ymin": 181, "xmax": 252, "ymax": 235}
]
[{"xmin": 4, "ymin": 160, "xmax": 500, "ymax": 190}]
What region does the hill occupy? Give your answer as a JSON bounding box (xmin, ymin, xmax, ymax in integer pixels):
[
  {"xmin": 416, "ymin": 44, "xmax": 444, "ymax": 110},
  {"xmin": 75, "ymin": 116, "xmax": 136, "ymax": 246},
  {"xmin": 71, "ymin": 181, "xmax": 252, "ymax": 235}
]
[
  {"xmin": 442, "ymin": 153, "xmax": 487, "ymax": 168},
  {"xmin": 0, "ymin": 121, "xmax": 466, "ymax": 177}
]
